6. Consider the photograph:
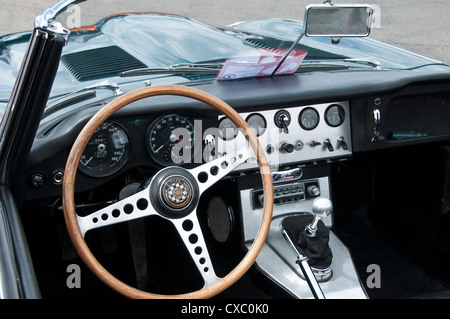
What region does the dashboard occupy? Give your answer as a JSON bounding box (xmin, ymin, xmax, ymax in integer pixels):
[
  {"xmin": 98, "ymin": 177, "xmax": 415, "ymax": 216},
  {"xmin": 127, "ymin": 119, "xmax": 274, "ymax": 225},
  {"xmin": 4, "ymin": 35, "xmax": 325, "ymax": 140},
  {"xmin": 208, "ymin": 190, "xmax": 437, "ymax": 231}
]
[
  {"xmin": 73, "ymin": 101, "xmax": 351, "ymax": 177},
  {"xmin": 25, "ymin": 98, "xmax": 352, "ymax": 201},
  {"xmin": 24, "ymin": 66, "xmax": 450, "ymax": 203}
]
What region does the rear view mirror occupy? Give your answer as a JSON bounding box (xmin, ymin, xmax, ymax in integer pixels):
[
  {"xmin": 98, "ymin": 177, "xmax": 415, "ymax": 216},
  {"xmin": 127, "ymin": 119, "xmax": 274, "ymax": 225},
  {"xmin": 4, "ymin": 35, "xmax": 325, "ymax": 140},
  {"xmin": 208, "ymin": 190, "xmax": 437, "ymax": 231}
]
[{"xmin": 304, "ymin": 4, "xmax": 374, "ymax": 37}]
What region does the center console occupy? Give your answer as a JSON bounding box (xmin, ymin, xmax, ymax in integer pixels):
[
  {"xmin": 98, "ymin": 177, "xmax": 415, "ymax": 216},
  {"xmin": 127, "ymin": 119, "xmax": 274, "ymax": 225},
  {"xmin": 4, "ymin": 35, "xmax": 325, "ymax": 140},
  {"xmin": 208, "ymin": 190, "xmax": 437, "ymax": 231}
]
[
  {"xmin": 227, "ymin": 101, "xmax": 367, "ymax": 298},
  {"xmin": 241, "ymin": 171, "xmax": 367, "ymax": 298}
]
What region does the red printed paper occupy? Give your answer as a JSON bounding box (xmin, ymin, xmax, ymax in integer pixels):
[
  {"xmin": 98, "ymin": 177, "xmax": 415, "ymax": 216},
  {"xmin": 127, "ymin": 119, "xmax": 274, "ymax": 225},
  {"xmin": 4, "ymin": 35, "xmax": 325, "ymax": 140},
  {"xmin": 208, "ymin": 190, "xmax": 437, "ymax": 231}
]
[{"xmin": 217, "ymin": 49, "xmax": 307, "ymax": 80}]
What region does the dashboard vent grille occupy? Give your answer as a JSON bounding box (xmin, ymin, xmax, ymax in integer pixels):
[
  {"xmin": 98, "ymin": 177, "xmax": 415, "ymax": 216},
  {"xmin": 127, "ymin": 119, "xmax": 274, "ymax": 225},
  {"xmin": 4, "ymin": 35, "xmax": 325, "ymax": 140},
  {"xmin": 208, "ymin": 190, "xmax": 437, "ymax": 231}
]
[{"xmin": 61, "ymin": 46, "xmax": 147, "ymax": 81}]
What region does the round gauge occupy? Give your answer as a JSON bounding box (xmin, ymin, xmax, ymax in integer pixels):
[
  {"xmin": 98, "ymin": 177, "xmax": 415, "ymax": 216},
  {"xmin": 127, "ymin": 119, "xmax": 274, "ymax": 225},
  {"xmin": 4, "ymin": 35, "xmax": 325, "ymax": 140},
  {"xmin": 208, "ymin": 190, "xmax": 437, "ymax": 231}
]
[
  {"xmin": 246, "ymin": 113, "xmax": 267, "ymax": 137},
  {"xmin": 325, "ymin": 104, "xmax": 346, "ymax": 127},
  {"xmin": 79, "ymin": 121, "xmax": 129, "ymax": 177},
  {"xmin": 218, "ymin": 117, "xmax": 238, "ymax": 140},
  {"xmin": 299, "ymin": 107, "xmax": 320, "ymax": 130},
  {"xmin": 147, "ymin": 114, "xmax": 195, "ymax": 166}
]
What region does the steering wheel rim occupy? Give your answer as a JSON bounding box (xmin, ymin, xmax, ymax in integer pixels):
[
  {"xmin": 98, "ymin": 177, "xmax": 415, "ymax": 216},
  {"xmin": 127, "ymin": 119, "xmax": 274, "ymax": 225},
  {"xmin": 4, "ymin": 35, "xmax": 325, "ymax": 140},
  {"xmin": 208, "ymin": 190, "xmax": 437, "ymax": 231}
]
[{"xmin": 62, "ymin": 85, "xmax": 273, "ymax": 299}]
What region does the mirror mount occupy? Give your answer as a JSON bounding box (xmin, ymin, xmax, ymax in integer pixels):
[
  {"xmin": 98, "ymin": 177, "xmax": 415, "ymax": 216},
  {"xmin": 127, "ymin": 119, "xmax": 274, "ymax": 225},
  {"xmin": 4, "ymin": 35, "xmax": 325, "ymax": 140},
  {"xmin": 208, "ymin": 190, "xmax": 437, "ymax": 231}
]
[{"xmin": 331, "ymin": 38, "xmax": 341, "ymax": 45}]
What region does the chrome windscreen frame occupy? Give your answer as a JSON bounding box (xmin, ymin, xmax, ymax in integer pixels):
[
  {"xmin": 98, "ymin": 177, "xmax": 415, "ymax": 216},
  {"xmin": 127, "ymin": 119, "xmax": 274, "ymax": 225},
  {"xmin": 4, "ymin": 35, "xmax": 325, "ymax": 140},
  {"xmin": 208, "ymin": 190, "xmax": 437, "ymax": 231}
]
[
  {"xmin": 35, "ymin": 0, "xmax": 86, "ymax": 30},
  {"xmin": 0, "ymin": 0, "xmax": 77, "ymax": 299}
]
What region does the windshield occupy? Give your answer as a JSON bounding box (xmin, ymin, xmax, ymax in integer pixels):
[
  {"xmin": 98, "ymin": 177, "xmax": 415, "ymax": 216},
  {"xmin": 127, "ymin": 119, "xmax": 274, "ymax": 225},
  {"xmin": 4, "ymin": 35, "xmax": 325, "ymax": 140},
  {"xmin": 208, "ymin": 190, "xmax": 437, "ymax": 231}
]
[{"xmin": 0, "ymin": 0, "xmax": 448, "ymax": 113}]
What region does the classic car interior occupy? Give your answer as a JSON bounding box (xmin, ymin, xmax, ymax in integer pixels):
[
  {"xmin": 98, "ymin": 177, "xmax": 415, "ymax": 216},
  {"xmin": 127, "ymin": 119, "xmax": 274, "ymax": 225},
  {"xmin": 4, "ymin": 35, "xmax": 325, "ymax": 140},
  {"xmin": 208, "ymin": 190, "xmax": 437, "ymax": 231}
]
[{"xmin": 2, "ymin": 0, "xmax": 450, "ymax": 299}]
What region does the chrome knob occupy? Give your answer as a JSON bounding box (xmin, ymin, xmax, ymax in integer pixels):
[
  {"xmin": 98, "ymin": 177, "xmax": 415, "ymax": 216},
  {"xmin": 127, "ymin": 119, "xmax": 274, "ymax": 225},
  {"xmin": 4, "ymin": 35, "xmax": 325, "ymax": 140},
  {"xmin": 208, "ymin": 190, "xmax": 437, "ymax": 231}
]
[
  {"xmin": 306, "ymin": 197, "xmax": 333, "ymax": 237},
  {"xmin": 312, "ymin": 197, "xmax": 332, "ymax": 218}
]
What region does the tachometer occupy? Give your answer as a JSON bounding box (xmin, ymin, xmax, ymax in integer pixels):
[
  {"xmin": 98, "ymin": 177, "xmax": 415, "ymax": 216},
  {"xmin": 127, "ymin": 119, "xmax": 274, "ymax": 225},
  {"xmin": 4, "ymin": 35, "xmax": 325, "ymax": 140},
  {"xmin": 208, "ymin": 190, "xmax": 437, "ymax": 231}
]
[
  {"xmin": 147, "ymin": 114, "xmax": 195, "ymax": 166},
  {"xmin": 79, "ymin": 121, "xmax": 129, "ymax": 177}
]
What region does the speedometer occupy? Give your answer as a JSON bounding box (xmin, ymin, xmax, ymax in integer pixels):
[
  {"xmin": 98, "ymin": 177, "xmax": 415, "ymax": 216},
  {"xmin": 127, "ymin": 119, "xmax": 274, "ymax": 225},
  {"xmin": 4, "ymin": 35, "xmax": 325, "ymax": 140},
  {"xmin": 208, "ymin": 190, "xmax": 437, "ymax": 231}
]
[
  {"xmin": 146, "ymin": 114, "xmax": 195, "ymax": 166},
  {"xmin": 79, "ymin": 121, "xmax": 129, "ymax": 177}
]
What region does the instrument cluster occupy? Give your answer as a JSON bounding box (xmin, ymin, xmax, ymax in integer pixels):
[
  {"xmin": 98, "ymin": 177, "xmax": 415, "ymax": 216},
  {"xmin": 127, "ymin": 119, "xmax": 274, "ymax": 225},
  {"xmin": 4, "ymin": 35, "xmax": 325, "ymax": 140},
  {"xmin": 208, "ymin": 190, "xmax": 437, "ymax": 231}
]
[
  {"xmin": 76, "ymin": 102, "xmax": 352, "ymax": 178},
  {"xmin": 216, "ymin": 101, "xmax": 352, "ymax": 171}
]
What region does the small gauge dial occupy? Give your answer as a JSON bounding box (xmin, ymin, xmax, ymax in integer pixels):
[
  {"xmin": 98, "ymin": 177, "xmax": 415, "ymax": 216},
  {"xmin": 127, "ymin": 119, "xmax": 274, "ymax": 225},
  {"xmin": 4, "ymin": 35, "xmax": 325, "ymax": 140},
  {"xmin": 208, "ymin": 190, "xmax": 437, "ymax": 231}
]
[
  {"xmin": 299, "ymin": 107, "xmax": 320, "ymax": 130},
  {"xmin": 218, "ymin": 117, "xmax": 238, "ymax": 140},
  {"xmin": 79, "ymin": 121, "xmax": 129, "ymax": 177},
  {"xmin": 246, "ymin": 113, "xmax": 267, "ymax": 136},
  {"xmin": 147, "ymin": 114, "xmax": 195, "ymax": 166},
  {"xmin": 325, "ymin": 104, "xmax": 346, "ymax": 127}
]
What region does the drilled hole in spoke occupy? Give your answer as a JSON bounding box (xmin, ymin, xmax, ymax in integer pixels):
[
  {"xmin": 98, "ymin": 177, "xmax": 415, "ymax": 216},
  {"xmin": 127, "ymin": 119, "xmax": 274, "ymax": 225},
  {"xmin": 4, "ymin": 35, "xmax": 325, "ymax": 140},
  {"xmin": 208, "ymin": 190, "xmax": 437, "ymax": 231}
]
[
  {"xmin": 93, "ymin": 217, "xmax": 98, "ymax": 224},
  {"xmin": 195, "ymin": 246, "xmax": 202, "ymax": 255},
  {"xmin": 189, "ymin": 234, "xmax": 198, "ymax": 244},
  {"xmin": 112, "ymin": 209, "xmax": 120, "ymax": 218},
  {"xmin": 210, "ymin": 166, "xmax": 219, "ymax": 176},
  {"xmin": 137, "ymin": 198, "xmax": 148, "ymax": 210},
  {"xmin": 198, "ymin": 172, "xmax": 208, "ymax": 183},
  {"xmin": 221, "ymin": 161, "xmax": 228, "ymax": 169},
  {"xmin": 182, "ymin": 219, "xmax": 193, "ymax": 231},
  {"xmin": 124, "ymin": 204, "xmax": 134, "ymax": 215},
  {"xmin": 199, "ymin": 257, "xmax": 206, "ymax": 264},
  {"xmin": 101, "ymin": 213, "xmax": 109, "ymax": 221}
]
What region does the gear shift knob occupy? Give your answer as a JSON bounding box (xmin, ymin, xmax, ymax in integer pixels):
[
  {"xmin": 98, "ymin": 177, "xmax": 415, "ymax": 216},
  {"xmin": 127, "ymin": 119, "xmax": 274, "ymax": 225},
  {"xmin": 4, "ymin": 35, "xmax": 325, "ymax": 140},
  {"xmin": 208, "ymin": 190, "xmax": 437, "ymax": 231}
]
[
  {"xmin": 312, "ymin": 197, "xmax": 333, "ymax": 218},
  {"xmin": 306, "ymin": 197, "xmax": 333, "ymax": 237}
]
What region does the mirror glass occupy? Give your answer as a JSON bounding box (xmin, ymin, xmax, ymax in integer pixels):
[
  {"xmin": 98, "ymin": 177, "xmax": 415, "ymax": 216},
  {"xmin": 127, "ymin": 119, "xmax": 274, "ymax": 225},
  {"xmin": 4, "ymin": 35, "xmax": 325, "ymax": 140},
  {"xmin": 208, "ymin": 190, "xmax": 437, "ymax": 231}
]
[{"xmin": 304, "ymin": 4, "xmax": 373, "ymax": 37}]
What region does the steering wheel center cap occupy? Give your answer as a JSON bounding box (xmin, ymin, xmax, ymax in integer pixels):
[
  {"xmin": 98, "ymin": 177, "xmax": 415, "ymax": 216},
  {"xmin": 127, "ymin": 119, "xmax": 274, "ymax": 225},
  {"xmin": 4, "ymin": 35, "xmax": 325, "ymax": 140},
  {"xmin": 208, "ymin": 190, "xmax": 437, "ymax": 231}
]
[
  {"xmin": 161, "ymin": 175, "xmax": 193, "ymax": 210},
  {"xmin": 150, "ymin": 167, "xmax": 199, "ymax": 219}
]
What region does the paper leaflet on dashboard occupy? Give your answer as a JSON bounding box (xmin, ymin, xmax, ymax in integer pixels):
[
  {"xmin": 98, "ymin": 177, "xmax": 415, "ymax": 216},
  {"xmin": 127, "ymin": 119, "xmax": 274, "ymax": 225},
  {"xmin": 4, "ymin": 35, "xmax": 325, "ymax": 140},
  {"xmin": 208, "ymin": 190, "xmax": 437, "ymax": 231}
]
[{"xmin": 217, "ymin": 49, "xmax": 307, "ymax": 80}]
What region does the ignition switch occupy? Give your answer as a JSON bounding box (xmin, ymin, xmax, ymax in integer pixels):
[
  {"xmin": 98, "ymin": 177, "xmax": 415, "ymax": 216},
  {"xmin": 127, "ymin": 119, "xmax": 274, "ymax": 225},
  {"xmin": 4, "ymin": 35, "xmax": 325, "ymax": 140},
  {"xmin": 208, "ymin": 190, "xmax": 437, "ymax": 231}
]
[{"xmin": 274, "ymin": 110, "xmax": 291, "ymax": 134}]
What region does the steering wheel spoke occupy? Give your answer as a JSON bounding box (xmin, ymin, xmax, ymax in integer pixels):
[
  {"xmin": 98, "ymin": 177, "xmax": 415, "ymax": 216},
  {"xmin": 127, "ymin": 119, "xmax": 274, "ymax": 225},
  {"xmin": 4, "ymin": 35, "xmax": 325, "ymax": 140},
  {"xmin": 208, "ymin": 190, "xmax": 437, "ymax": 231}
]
[
  {"xmin": 189, "ymin": 144, "xmax": 253, "ymax": 195},
  {"xmin": 76, "ymin": 187, "xmax": 156, "ymax": 237},
  {"xmin": 170, "ymin": 212, "xmax": 221, "ymax": 288}
]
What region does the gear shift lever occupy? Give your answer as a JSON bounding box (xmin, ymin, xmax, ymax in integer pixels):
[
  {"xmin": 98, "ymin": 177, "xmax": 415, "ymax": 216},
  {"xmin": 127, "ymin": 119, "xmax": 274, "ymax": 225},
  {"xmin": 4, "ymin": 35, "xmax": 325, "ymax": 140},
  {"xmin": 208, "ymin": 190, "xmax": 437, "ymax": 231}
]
[
  {"xmin": 305, "ymin": 197, "xmax": 333, "ymax": 237},
  {"xmin": 282, "ymin": 197, "xmax": 334, "ymax": 287}
]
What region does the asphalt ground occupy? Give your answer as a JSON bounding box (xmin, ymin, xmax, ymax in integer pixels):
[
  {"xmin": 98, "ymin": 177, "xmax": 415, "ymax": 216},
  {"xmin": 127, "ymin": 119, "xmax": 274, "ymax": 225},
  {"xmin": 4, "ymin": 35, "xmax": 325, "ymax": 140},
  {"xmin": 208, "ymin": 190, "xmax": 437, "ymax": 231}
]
[{"xmin": 0, "ymin": 0, "xmax": 448, "ymax": 64}]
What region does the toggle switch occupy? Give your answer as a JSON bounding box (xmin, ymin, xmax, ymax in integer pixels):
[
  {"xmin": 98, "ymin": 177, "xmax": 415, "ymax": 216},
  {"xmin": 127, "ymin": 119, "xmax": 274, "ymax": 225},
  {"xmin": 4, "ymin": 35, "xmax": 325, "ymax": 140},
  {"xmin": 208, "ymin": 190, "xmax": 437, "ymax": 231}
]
[
  {"xmin": 337, "ymin": 136, "xmax": 348, "ymax": 150},
  {"xmin": 323, "ymin": 138, "xmax": 334, "ymax": 152}
]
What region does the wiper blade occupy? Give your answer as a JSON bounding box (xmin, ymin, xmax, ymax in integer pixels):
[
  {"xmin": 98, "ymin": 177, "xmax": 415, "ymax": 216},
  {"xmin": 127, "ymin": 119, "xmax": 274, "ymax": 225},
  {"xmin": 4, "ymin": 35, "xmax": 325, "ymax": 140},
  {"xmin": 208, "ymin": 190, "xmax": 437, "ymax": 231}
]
[
  {"xmin": 297, "ymin": 62, "xmax": 349, "ymax": 72},
  {"xmin": 342, "ymin": 58, "xmax": 382, "ymax": 69},
  {"xmin": 304, "ymin": 58, "xmax": 381, "ymax": 69},
  {"xmin": 296, "ymin": 58, "xmax": 382, "ymax": 72},
  {"xmin": 120, "ymin": 62, "xmax": 223, "ymax": 77}
]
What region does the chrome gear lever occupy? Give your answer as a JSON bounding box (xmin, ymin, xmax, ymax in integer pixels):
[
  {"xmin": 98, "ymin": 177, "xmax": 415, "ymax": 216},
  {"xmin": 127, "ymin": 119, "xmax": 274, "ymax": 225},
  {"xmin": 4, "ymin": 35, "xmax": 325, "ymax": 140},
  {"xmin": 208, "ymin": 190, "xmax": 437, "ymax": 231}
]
[{"xmin": 305, "ymin": 197, "xmax": 333, "ymax": 237}]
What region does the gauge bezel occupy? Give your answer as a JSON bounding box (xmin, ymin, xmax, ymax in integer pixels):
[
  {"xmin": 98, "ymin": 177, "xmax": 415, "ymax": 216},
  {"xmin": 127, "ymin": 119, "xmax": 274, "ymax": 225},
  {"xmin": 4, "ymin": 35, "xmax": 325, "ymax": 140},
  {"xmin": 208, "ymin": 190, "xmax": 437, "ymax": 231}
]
[
  {"xmin": 325, "ymin": 104, "xmax": 346, "ymax": 127},
  {"xmin": 218, "ymin": 116, "xmax": 238, "ymax": 141},
  {"xmin": 146, "ymin": 114, "xmax": 196, "ymax": 167},
  {"xmin": 246, "ymin": 113, "xmax": 267, "ymax": 137},
  {"xmin": 299, "ymin": 107, "xmax": 320, "ymax": 131},
  {"xmin": 78, "ymin": 121, "xmax": 130, "ymax": 178}
]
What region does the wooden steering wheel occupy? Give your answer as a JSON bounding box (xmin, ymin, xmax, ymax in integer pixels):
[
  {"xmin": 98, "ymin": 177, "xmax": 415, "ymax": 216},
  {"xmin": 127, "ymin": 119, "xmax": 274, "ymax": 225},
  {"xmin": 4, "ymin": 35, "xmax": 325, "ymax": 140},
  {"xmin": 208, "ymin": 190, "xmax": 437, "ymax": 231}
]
[{"xmin": 62, "ymin": 85, "xmax": 273, "ymax": 298}]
